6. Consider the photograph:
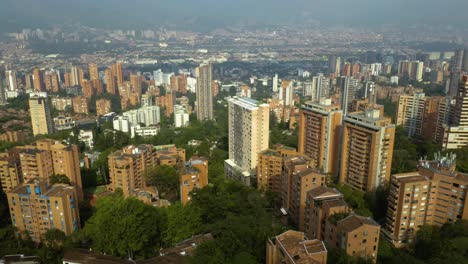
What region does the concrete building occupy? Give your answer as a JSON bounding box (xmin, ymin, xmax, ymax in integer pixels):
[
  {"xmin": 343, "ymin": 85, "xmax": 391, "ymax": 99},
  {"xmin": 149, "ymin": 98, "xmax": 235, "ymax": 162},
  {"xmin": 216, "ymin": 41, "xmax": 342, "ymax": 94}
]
[
  {"xmin": 53, "ymin": 116, "xmax": 74, "ymax": 131},
  {"xmin": 122, "ymin": 106, "xmax": 161, "ymax": 127},
  {"xmin": 89, "ymin": 63, "xmax": 99, "ymax": 81},
  {"xmin": 324, "ymin": 214, "xmax": 380, "ymax": 263},
  {"xmin": 339, "ymin": 109, "xmax": 395, "ymax": 192},
  {"xmin": 174, "ymin": 104, "xmax": 190, "ymax": 128},
  {"xmin": 383, "ymin": 153, "xmax": 468, "ymax": 247},
  {"xmin": 266, "ymin": 230, "xmax": 327, "ymax": 264},
  {"xmin": 304, "ymin": 186, "xmax": 349, "ymax": 241},
  {"xmin": 133, "ymin": 125, "xmax": 159, "ymax": 137},
  {"xmin": 79, "ymin": 130, "xmax": 94, "ymax": 149},
  {"xmin": 7, "ymin": 180, "xmax": 80, "ymax": 242},
  {"xmin": 0, "ymin": 150, "xmax": 21, "ymax": 192},
  {"xmin": 272, "ymin": 74, "xmax": 279, "ymax": 93},
  {"xmin": 279, "ymin": 80, "xmax": 294, "ymax": 106},
  {"xmin": 224, "ymin": 97, "xmax": 269, "ymax": 186},
  {"xmin": 35, "ymin": 139, "xmax": 83, "ymax": 199},
  {"xmin": 398, "ymin": 60, "xmax": 424, "ymax": 82},
  {"xmin": 0, "ymin": 131, "xmax": 26, "ymax": 143},
  {"xmin": 310, "ymin": 74, "xmax": 330, "ymax": 102},
  {"xmin": 442, "ymin": 75, "xmax": 468, "ymax": 149},
  {"xmin": 298, "ymin": 99, "xmax": 342, "ymax": 176},
  {"xmin": 96, "ymin": 98, "xmax": 112, "ymax": 116},
  {"xmin": 72, "ymin": 96, "xmax": 89, "ymax": 114},
  {"xmin": 340, "ymin": 76, "xmax": 360, "ymax": 115},
  {"xmin": 33, "ymin": 68, "xmax": 43, "ymax": 91},
  {"xmin": 396, "ymin": 93, "xmax": 426, "ymax": 137},
  {"xmin": 196, "ymin": 63, "xmax": 213, "ymax": 121},
  {"xmin": 281, "ymin": 156, "xmax": 325, "ymax": 231},
  {"xmin": 51, "ymin": 97, "xmax": 72, "ymax": 111},
  {"xmin": 395, "ymin": 93, "xmax": 446, "ymax": 140},
  {"xmin": 29, "ymin": 92, "xmax": 54, "ymax": 136},
  {"xmin": 18, "ymin": 147, "xmax": 54, "ymax": 184},
  {"xmin": 6, "ymin": 70, "xmax": 18, "ymax": 91},
  {"xmin": 113, "ymin": 116, "xmax": 132, "ymax": 135},
  {"xmin": 180, "ymin": 158, "xmax": 208, "ymax": 204},
  {"xmin": 257, "ymin": 145, "xmax": 297, "ymax": 193},
  {"xmin": 108, "ymin": 145, "xmax": 157, "ymax": 197}
]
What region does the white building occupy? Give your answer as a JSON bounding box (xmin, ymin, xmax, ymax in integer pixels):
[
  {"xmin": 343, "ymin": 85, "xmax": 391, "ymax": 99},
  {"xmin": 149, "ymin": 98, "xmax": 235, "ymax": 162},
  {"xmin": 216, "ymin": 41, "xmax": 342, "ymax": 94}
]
[
  {"xmin": 370, "ymin": 63, "xmax": 382, "ymax": 76},
  {"xmin": 153, "ymin": 70, "xmax": 164, "ymax": 85},
  {"xmin": 6, "ymin": 70, "xmax": 18, "ymax": 91},
  {"xmin": 187, "ymin": 77, "xmax": 197, "ymax": 93},
  {"xmin": 163, "ymin": 73, "xmax": 174, "ymax": 86},
  {"xmin": 79, "ymin": 130, "xmax": 94, "ymax": 149},
  {"xmin": 310, "ymin": 73, "xmax": 330, "ymax": 102},
  {"xmin": 122, "ymin": 106, "xmax": 160, "ymax": 127},
  {"xmin": 224, "ymin": 97, "xmax": 270, "ymax": 186},
  {"xmin": 279, "ymin": 80, "xmax": 293, "ymax": 106},
  {"xmin": 390, "ymin": 76, "xmax": 399, "ymax": 85},
  {"xmin": 133, "ymin": 125, "xmax": 159, "ymax": 137},
  {"xmin": 272, "ymin": 74, "xmax": 278, "ymax": 92},
  {"xmin": 174, "ymin": 105, "xmax": 190, "ymax": 128},
  {"xmin": 113, "ymin": 116, "xmax": 132, "ymax": 135}
]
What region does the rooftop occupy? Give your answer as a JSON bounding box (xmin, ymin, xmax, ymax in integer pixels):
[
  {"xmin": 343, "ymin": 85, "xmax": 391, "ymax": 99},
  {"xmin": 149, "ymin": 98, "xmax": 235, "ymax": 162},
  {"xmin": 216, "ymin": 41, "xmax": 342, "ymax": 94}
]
[
  {"xmin": 307, "ymin": 186, "xmax": 341, "ymax": 199},
  {"xmin": 336, "ymin": 214, "xmax": 379, "ymax": 233},
  {"xmin": 274, "ymin": 230, "xmax": 327, "ymax": 264}
]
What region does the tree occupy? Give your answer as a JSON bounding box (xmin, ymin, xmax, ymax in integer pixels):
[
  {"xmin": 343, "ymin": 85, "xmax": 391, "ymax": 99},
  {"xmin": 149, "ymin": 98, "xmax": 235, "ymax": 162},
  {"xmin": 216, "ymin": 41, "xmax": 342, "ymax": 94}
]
[
  {"xmin": 44, "ymin": 229, "xmax": 67, "ymax": 249},
  {"xmin": 335, "ymin": 185, "xmax": 372, "ymax": 217},
  {"xmin": 83, "ymin": 196, "xmax": 162, "ymax": 259},
  {"xmin": 162, "ymin": 203, "xmax": 203, "ymax": 246},
  {"xmin": 49, "ymin": 174, "xmax": 71, "ymax": 185},
  {"xmin": 189, "ymin": 181, "xmax": 282, "ymax": 263},
  {"xmin": 146, "ymin": 165, "xmax": 180, "ymax": 199}
]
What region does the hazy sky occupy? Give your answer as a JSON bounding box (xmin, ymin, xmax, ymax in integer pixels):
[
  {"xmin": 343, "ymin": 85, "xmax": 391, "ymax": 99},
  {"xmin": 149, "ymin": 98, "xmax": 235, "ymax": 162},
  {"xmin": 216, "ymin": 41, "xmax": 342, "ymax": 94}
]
[{"xmin": 1, "ymin": 0, "xmax": 467, "ymax": 32}]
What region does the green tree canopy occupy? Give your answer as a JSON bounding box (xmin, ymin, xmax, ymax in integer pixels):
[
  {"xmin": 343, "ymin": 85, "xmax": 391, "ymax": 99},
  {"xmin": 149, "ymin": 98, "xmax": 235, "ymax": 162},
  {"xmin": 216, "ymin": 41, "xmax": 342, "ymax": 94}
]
[
  {"xmin": 146, "ymin": 165, "xmax": 179, "ymax": 200},
  {"xmin": 83, "ymin": 195, "xmax": 162, "ymax": 259},
  {"xmin": 49, "ymin": 174, "xmax": 71, "ymax": 185},
  {"xmin": 162, "ymin": 203, "xmax": 203, "ymax": 246}
]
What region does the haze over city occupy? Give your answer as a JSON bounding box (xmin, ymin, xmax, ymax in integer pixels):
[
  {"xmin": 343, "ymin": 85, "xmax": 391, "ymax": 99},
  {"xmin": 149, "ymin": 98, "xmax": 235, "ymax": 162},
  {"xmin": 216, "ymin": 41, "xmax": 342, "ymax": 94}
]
[{"xmin": 0, "ymin": 1, "xmax": 467, "ymax": 264}]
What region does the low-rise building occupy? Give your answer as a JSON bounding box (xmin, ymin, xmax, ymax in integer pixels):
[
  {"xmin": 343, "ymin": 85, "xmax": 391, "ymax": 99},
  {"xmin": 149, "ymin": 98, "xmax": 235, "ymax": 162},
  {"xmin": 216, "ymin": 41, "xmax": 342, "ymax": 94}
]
[
  {"xmin": 174, "ymin": 105, "xmax": 190, "ymax": 128},
  {"xmin": 304, "ymin": 186, "xmax": 350, "ymax": 241},
  {"xmin": 180, "ymin": 158, "xmax": 208, "ymax": 204},
  {"xmin": 266, "ymin": 230, "xmax": 327, "ymax": 264},
  {"xmin": 324, "ymin": 213, "xmax": 380, "ymax": 263},
  {"xmin": 79, "ymin": 130, "xmax": 94, "ymax": 149}
]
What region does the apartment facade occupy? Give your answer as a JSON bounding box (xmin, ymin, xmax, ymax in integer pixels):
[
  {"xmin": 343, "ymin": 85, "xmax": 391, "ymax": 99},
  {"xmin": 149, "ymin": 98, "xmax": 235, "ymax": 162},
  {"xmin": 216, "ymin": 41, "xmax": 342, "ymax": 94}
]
[
  {"xmin": 72, "ymin": 96, "xmax": 90, "ymax": 114},
  {"xmin": 298, "ymin": 99, "xmax": 342, "ymax": 175},
  {"xmin": 180, "ymin": 159, "xmax": 208, "ymax": 204},
  {"xmin": 304, "ymin": 186, "xmax": 349, "ymax": 241},
  {"xmin": 7, "ymin": 180, "xmax": 80, "ymax": 242},
  {"xmin": 324, "ymin": 214, "xmax": 380, "ymax": 263},
  {"xmin": 442, "ymin": 75, "xmax": 468, "ymax": 149},
  {"xmin": 383, "ymin": 154, "xmax": 468, "ymax": 247},
  {"xmin": 29, "ymin": 92, "xmax": 54, "ymax": 136},
  {"xmin": 224, "ymin": 97, "xmax": 269, "ymax": 186},
  {"xmin": 339, "ymin": 109, "xmax": 395, "ymax": 192},
  {"xmin": 257, "ymin": 145, "xmax": 297, "ymax": 193},
  {"xmin": 196, "ymin": 63, "xmax": 213, "ymax": 121},
  {"xmin": 0, "ymin": 151, "xmax": 21, "ymax": 192},
  {"xmin": 281, "ymin": 156, "xmax": 325, "ymax": 231},
  {"xmin": 96, "ymin": 98, "xmax": 112, "ymax": 116}
]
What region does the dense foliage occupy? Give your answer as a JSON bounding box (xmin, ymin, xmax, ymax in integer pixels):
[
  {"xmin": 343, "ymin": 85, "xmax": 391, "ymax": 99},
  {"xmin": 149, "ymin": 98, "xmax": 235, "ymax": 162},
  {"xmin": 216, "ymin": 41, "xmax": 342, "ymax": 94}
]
[{"xmin": 82, "ymin": 195, "xmax": 163, "ymax": 259}]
